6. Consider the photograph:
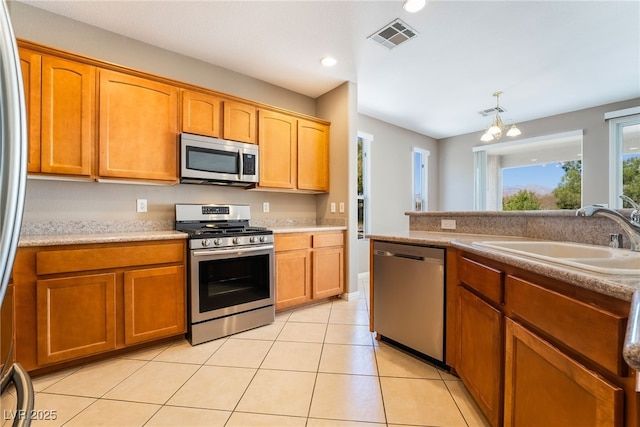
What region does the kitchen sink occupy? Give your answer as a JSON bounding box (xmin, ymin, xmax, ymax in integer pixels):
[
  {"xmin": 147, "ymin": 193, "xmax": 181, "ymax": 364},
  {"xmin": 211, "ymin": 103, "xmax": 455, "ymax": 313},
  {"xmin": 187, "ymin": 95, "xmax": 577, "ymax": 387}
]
[{"xmin": 473, "ymin": 240, "xmax": 640, "ymax": 276}]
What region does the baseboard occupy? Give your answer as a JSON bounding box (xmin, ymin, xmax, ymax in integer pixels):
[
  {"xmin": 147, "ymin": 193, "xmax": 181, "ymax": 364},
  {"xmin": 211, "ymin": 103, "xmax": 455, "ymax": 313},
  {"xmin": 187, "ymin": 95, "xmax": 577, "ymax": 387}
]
[{"xmin": 340, "ymin": 290, "xmax": 360, "ymax": 301}]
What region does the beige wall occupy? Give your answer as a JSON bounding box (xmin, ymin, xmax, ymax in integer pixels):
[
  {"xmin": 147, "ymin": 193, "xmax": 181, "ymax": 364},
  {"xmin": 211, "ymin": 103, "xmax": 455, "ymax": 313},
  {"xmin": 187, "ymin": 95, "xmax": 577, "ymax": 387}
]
[
  {"xmin": 438, "ymin": 98, "xmax": 640, "ymax": 211},
  {"xmin": 9, "ymin": 2, "xmax": 329, "ymax": 226},
  {"xmin": 358, "ymin": 114, "xmax": 439, "ymax": 233},
  {"xmin": 317, "ymin": 82, "xmax": 358, "ymax": 294}
]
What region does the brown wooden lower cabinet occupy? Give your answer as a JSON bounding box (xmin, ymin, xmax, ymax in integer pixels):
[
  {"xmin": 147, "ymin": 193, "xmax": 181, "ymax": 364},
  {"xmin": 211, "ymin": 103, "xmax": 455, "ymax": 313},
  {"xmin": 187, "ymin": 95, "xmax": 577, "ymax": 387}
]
[
  {"xmin": 504, "ymin": 318, "xmax": 623, "ymax": 427},
  {"xmin": 37, "ymin": 273, "xmax": 117, "ymax": 365},
  {"xmin": 456, "ymin": 286, "xmax": 503, "ymax": 427},
  {"xmin": 13, "ymin": 239, "xmax": 187, "ymax": 371},
  {"xmin": 123, "ymin": 265, "xmax": 185, "ymax": 345},
  {"xmin": 452, "ymin": 251, "xmax": 635, "ymax": 427},
  {"xmin": 275, "ymin": 249, "xmax": 312, "ymax": 309},
  {"xmin": 275, "ymin": 231, "xmax": 344, "ymax": 310}
]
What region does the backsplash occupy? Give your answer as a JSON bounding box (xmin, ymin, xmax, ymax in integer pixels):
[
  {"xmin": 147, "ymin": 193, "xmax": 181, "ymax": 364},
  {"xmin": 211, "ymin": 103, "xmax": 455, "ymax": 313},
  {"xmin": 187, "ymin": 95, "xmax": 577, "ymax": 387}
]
[{"xmin": 408, "ymin": 210, "xmax": 635, "ymax": 249}]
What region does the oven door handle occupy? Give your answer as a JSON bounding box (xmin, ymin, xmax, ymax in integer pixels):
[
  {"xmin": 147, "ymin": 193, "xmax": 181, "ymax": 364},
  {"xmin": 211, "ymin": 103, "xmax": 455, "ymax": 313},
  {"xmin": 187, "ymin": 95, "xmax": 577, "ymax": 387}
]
[{"xmin": 192, "ymin": 245, "xmax": 274, "ymax": 257}]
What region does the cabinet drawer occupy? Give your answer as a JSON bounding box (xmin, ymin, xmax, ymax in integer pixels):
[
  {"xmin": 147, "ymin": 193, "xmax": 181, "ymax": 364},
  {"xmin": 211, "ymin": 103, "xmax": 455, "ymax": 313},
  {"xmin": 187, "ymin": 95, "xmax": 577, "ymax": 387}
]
[
  {"xmin": 275, "ymin": 234, "xmax": 312, "ymax": 252},
  {"xmin": 506, "ymin": 275, "xmax": 626, "ymax": 376},
  {"xmin": 458, "ymin": 256, "xmax": 503, "ymax": 305},
  {"xmin": 312, "ymin": 232, "xmax": 343, "ymax": 248},
  {"xmin": 36, "ymin": 242, "xmax": 185, "ymax": 275}
]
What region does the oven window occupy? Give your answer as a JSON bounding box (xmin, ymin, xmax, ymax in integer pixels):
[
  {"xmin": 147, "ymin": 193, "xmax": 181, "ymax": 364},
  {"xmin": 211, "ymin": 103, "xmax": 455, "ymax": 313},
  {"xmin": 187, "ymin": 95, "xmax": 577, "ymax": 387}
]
[
  {"xmin": 198, "ymin": 253, "xmax": 270, "ymax": 312},
  {"xmin": 187, "ymin": 146, "xmax": 239, "ymax": 174}
]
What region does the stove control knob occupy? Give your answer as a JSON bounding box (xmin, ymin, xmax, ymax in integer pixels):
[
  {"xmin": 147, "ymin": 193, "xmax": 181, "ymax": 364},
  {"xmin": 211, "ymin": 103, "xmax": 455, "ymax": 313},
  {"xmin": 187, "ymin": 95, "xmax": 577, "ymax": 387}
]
[
  {"xmin": 201, "ymin": 239, "xmax": 211, "ymax": 248},
  {"xmin": 259, "ymin": 236, "xmax": 267, "ymax": 243},
  {"xmin": 249, "ymin": 236, "xmax": 257, "ymax": 243},
  {"xmin": 213, "ymin": 238, "xmax": 222, "ymax": 246},
  {"xmin": 232, "ymin": 237, "xmax": 241, "ymax": 244}
]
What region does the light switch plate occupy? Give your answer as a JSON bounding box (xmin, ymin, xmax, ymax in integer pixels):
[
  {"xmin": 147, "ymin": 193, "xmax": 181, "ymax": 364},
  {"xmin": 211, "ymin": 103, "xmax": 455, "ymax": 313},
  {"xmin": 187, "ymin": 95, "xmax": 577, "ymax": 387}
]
[
  {"xmin": 339, "ymin": 202, "xmax": 345, "ymax": 213},
  {"xmin": 330, "ymin": 202, "xmax": 336, "ymax": 213},
  {"xmin": 441, "ymin": 219, "xmax": 456, "ymax": 230}
]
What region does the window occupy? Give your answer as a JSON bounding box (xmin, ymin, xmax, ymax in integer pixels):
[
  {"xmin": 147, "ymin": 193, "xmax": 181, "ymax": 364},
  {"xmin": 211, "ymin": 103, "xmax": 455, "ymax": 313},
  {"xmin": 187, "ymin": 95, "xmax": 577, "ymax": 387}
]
[
  {"xmin": 412, "ymin": 148, "xmax": 429, "ymax": 211},
  {"xmin": 474, "ymin": 130, "xmax": 583, "ymax": 211},
  {"xmin": 607, "ymin": 108, "xmax": 640, "ymax": 208},
  {"xmin": 357, "ymin": 133, "xmax": 372, "ymax": 239}
]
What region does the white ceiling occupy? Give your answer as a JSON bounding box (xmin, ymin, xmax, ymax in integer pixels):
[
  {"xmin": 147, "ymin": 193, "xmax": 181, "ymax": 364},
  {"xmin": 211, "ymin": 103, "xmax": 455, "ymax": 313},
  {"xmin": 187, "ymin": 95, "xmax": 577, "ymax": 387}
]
[{"xmin": 18, "ymin": 0, "xmax": 640, "ymax": 139}]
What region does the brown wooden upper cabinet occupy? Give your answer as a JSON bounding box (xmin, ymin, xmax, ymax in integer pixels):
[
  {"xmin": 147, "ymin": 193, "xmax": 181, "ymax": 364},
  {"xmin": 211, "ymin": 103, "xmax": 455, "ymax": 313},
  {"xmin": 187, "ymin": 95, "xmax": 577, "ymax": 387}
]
[
  {"xmin": 19, "ymin": 48, "xmax": 94, "ymax": 177},
  {"xmin": 258, "ymin": 109, "xmax": 330, "ymax": 192},
  {"xmin": 298, "ymin": 119, "xmax": 329, "ymax": 192},
  {"xmin": 223, "ymin": 100, "xmax": 256, "ymax": 144},
  {"xmin": 258, "ymin": 109, "xmax": 297, "ymax": 189},
  {"xmin": 181, "ymin": 90, "xmax": 223, "ymax": 138},
  {"xmin": 98, "ymin": 69, "xmax": 179, "ymax": 183}
]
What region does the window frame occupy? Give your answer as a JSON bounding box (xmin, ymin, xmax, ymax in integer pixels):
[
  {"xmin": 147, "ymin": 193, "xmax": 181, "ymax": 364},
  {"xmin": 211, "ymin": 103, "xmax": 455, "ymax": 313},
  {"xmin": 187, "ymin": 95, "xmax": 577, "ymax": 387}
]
[
  {"xmin": 473, "ymin": 130, "xmax": 583, "ymax": 211},
  {"xmin": 411, "ymin": 147, "xmax": 430, "ymax": 211},
  {"xmin": 607, "ymin": 107, "xmax": 640, "ymax": 208},
  {"xmin": 357, "ymin": 132, "xmax": 372, "ymax": 239}
]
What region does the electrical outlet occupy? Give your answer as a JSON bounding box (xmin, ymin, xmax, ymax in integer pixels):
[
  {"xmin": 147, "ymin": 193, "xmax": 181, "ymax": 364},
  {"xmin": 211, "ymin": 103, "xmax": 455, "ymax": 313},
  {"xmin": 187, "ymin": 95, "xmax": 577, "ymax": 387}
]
[
  {"xmin": 441, "ymin": 219, "xmax": 456, "ymax": 230},
  {"xmin": 339, "ymin": 202, "xmax": 345, "ymax": 213},
  {"xmin": 263, "ymin": 202, "xmax": 270, "ymax": 213},
  {"xmin": 330, "ymin": 202, "xmax": 336, "ymax": 213},
  {"xmin": 136, "ymin": 199, "xmax": 147, "ymax": 213}
]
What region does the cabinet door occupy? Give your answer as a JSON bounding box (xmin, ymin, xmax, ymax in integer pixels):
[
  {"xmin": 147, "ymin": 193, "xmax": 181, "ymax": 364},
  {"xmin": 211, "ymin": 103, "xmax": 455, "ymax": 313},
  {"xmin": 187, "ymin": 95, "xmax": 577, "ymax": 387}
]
[
  {"xmin": 298, "ymin": 119, "xmax": 329, "ymax": 192},
  {"xmin": 41, "ymin": 56, "xmax": 94, "ymax": 176},
  {"xmin": 98, "ymin": 69, "xmax": 178, "ymax": 182},
  {"xmin": 275, "ymin": 250, "xmax": 311, "ymax": 310},
  {"xmin": 456, "ymin": 286, "xmax": 503, "ymax": 427},
  {"xmin": 181, "ymin": 90, "xmax": 222, "ymax": 138},
  {"xmin": 123, "ymin": 266, "xmax": 185, "ymax": 345},
  {"xmin": 37, "ymin": 273, "xmax": 116, "ymax": 365},
  {"xmin": 258, "ymin": 109, "xmax": 297, "ymax": 189},
  {"xmin": 312, "ymin": 246, "xmax": 344, "ymax": 299},
  {"xmin": 504, "ymin": 319, "xmax": 623, "ymax": 427},
  {"xmin": 19, "ymin": 48, "xmax": 41, "ymax": 173},
  {"xmin": 223, "ymin": 100, "xmax": 256, "ymax": 144}
]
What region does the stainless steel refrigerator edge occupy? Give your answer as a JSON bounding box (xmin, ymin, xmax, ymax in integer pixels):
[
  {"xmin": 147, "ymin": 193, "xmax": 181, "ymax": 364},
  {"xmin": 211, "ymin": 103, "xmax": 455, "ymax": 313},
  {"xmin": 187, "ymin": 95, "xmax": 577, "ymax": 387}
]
[
  {"xmin": 373, "ymin": 241, "xmax": 446, "ymax": 366},
  {"xmin": 0, "ymin": 0, "xmax": 34, "ymax": 424}
]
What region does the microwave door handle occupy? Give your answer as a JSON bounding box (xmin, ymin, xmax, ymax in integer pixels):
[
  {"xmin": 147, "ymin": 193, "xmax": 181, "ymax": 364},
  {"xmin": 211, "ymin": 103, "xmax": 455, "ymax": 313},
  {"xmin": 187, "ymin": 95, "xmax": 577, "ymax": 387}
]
[{"xmin": 237, "ymin": 151, "xmax": 243, "ymax": 180}]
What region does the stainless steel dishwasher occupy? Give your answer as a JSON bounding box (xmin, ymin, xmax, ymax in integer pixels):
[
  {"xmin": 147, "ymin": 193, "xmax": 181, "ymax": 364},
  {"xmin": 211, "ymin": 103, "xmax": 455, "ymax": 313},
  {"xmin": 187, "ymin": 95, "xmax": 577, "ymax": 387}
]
[{"xmin": 373, "ymin": 241, "xmax": 446, "ymax": 366}]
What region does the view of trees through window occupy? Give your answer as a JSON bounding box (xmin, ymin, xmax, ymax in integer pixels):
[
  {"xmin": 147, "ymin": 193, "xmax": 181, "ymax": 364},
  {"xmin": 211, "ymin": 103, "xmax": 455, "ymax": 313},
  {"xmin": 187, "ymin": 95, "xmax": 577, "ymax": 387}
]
[
  {"xmin": 502, "ymin": 160, "xmax": 583, "ymax": 211},
  {"xmin": 622, "ymin": 153, "xmax": 640, "ymax": 206}
]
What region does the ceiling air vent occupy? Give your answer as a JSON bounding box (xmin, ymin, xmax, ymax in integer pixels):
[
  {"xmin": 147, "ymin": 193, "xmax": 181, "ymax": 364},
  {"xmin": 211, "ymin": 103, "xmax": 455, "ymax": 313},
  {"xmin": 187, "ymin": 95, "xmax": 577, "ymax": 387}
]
[
  {"xmin": 369, "ymin": 19, "xmax": 418, "ymax": 50},
  {"xmin": 478, "ymin": 106, "xmax": 506, "ymax": 117}
]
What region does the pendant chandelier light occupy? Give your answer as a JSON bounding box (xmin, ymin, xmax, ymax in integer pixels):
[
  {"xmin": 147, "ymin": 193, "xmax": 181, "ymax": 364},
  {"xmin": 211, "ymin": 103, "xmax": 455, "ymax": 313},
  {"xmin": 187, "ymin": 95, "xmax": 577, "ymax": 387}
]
[{"xmin": 480, "ymin": 91, "xmax": 521, "ymax": 142}]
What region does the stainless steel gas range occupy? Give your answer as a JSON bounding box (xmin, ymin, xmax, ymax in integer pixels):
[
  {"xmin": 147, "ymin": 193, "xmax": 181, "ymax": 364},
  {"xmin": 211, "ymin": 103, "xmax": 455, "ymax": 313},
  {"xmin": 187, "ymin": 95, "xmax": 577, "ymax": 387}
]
[{"xmin": 175, "ymin": 204, "xmax": 275, "ymax": 345}]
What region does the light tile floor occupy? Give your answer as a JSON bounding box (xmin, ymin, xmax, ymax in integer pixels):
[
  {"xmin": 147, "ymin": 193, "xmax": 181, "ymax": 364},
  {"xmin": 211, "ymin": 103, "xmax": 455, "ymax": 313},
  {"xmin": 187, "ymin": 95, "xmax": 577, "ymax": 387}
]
[{"xmin": 1, "ymin": 276, "xmax": 490, "ymax": 427}]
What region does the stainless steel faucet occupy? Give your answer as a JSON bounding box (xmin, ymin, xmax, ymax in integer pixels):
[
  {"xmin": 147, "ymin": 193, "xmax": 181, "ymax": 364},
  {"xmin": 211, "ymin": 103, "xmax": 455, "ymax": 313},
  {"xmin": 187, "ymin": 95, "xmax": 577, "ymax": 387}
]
[
  {"xmin": 620, "ymin": 195, "xmax": 640, "ymax": 225},
  {"xmin": 576, "ymin": 204, "xmax": 640, "ymax": 251}
]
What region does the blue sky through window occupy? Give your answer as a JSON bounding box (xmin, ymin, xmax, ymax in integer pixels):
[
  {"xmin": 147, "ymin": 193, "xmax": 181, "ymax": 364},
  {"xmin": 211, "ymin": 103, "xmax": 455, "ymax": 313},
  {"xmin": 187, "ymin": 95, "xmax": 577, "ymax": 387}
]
[{"xmin": 502, "ymin": 163, "xmax": 566, "ymax": 190}]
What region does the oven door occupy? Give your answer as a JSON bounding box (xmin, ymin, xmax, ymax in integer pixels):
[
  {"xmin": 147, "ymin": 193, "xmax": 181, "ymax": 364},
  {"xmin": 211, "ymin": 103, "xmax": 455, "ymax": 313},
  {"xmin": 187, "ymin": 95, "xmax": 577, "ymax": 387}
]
[{"xmin": 189, "ymin": 245, "xmax": 274, "ymax": 323}]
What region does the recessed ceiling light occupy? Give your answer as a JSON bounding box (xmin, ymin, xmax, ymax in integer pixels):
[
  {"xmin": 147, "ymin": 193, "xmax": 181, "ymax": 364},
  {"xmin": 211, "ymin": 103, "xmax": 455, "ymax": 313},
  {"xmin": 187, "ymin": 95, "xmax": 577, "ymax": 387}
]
[
  {"xmin": 403, "ymin": 0, "xmax": 426, "ymax": 13},
  {"xmin": 321, "ymin": 57, "xmax": 337, "ymax": 67}
]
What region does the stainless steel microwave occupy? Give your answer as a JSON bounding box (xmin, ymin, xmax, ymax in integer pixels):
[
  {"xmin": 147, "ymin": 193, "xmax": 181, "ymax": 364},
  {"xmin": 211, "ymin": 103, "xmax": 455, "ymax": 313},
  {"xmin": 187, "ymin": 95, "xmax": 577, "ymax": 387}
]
[{"xmin": 180, "ymin": 133, "xmax": 259, "ymax": 186}]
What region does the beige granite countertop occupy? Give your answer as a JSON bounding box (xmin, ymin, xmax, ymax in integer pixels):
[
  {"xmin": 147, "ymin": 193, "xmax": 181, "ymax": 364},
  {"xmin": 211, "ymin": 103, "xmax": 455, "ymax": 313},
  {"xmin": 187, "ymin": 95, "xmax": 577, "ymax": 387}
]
[
  {"xmin": 18, "ymin": 230, "xmax": 188, "ymax": 247},
  {"xmin": 367, "ymin": 230, "xmax": 640, "ymax": 302},
  {"xmin": 271, "ymin": 225, "xmax": 347, "ymax": 234}
]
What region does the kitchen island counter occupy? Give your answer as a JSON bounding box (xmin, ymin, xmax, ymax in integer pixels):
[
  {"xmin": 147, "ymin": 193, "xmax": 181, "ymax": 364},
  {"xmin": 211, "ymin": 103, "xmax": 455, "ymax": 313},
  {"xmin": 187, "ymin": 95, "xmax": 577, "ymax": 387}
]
[{"xmin": 367, "ymin": 230, "xmax": 640, "ymax": 302}]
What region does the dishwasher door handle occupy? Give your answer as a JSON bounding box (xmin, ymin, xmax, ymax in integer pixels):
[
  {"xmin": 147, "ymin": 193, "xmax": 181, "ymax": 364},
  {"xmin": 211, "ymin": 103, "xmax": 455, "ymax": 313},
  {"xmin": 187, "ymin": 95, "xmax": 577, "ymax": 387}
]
[{"xmin": 374, "ymin": 250, "xmax": 442, "ymax": 264}]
